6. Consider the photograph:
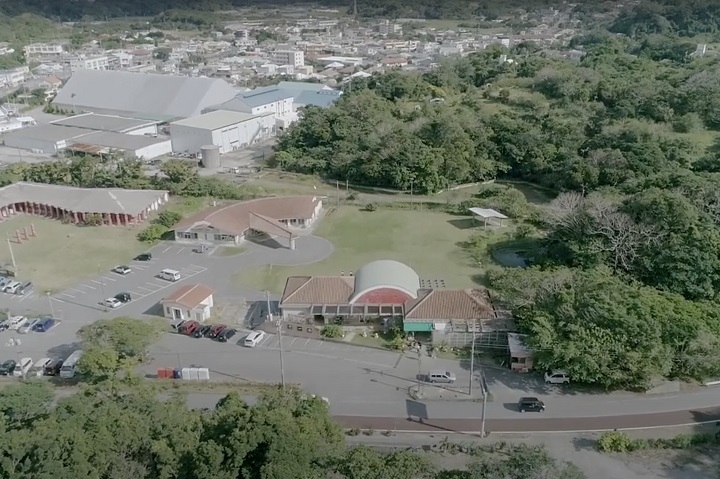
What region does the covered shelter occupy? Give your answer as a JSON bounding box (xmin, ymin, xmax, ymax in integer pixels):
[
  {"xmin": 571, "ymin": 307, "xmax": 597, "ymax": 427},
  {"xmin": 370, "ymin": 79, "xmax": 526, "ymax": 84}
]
[
  {"xmin": 507, "ymin": 333, "xmax": 534, "ymax": 372},
  {"xmin": 468, "ymin": 207, "xmax": 508, "ymax": 229}
]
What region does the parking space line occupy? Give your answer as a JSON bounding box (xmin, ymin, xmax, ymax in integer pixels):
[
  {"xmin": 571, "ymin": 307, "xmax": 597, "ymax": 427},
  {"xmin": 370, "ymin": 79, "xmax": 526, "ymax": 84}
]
[
  {"xmin": 91, "ymin": 280, "xmax": 103, "ymax": 285},
  {"xmin": 101, "ymin": 276, "xmax": 116, "ymax": 282},
  {"xmin": 79, "ymin": 284, "xmax": 96, "ymax": 290},
  {"xmin": 137, "ymin": 286, "xmax": 155, "ymax": 292},
  {"xmin": 132, "ymin": 264, "xmax": 149, "ymax": 269},
  {"xmin": 162, "ymin": 246, "xmax": 172, "ymax": 253},
  {"xmin": 176, "ymin": 248, "xmax": 185, "ymax": 254},
  {"xmin": 18, "ymin": 294, "xmax": 34, "ymax": 302},
  {"xmin": 61, "ymin": 293, "xmax": 75, "ymax": 298},
  {"xmin": 126, "ymin": 291, "xmax": 142, "ymax": 297},
  {"xmin": 146, "ymin": 282, "xmax": 166, "ymax": 288},
  {"xmin": 71, "ymin": 288, "xmax": 87, "ymax": 294},
  {"xmin": 304, "ymin": 339, "xmax": 310, "ymax": 346},
  {"xmin": 289, "ymin": 337, "xmax": 298, "ymax": 345}
]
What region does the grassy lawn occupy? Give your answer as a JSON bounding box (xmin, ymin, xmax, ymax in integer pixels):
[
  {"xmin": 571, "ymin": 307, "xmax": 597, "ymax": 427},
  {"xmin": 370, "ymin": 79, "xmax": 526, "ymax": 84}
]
[
  {"xmin": 0, "ymin": 216, "xmax": 146, "ymax": 292},
  {"xmin": 233, "ymin": 206, "xmax": 488, "ymax": 294}
]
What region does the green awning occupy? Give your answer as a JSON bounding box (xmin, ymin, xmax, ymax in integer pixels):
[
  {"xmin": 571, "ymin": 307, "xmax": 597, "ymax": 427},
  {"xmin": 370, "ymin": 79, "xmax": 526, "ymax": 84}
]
[{"xmin": 404, "ymin": 322, "xmax": 433, "ymax": 332}]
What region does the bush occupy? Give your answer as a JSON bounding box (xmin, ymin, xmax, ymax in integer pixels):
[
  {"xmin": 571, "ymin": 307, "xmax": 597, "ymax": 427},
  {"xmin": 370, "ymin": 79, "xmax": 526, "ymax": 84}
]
[
  {"xmin": 672, "ymin": 112, "xmax": 703, "ymax": 133},
  {"xmin": 137, "ymin": 224, "xmax": 168, "ymax": 243},
  {"xmin": 83, "ymin": 213, "xmax": 104, "ymax": 226},
  {"xmin": 321, "ymin": 324, "xmax": 343, "ymax": 339},
  {"xmin": 597, "ymin": 431, "xmax": 637, "ymax": 453},
  {"xmin": 363, "ymin": 202, "xmax": 377, "ymax": 212},
  {"xmin": 156, "ymin": 211, "xmax": 182, "ymax": 228}
]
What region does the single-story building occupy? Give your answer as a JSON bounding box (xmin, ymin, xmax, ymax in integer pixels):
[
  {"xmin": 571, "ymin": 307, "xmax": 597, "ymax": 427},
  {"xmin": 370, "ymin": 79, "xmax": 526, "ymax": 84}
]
[
  {"xmin": 0, "ymin": 181, "xmax": 168, "ymax": 225},
  {"xmin": 1, "ymin": 124, "xmax": 94, "ymax": 153},
  {"xmin": 469, "ymin": 207, "xmax": 508, "ymax": 229},
  {"xmin": 280, "ymin": 259, "xmax": 514, "ymax": 346},
  {"xmin": 160, "ymin": 283, "xmax": 215, "ymax": 322},
  {"xmin": 172, "ymin": 196, "xmax": 323, "ymax": 250},
  {"xmin": 508, "ymin": 333, "xmax": 534, "ymax": 372},
  {"xmin": 50, "ymin": 113, "xmax": 159, "ymax": 136}
]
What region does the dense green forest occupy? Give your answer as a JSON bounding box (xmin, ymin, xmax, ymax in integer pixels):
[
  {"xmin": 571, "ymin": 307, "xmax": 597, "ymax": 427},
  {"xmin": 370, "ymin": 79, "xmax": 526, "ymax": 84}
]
[{"xmin": 276, "ymin": 33, "xmax": 720, "ymax": 389}]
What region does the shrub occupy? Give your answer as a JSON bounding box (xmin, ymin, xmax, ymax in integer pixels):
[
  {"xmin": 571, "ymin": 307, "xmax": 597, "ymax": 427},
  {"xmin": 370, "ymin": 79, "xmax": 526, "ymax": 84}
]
[
  {"xmin": 137, "ymin": 224, "xmax": 168, "ymax": 243},
  {"xmin": 363, "ymin": 202, "xmax": 377, "ymax": 212},
  {"xmin": 321, "ymin": 324, "xmax": 343, "ymax": 339},
  {"xmin": 82, "ymin": 213, "xmax": 104, "ymax": 226},
  {"xmin": 156, "ymin": 211, "xmax": 182, "ymax": 228},
  {"xmin": 597, "ymin": 431, "xmax": 637, "ymax": 453}
]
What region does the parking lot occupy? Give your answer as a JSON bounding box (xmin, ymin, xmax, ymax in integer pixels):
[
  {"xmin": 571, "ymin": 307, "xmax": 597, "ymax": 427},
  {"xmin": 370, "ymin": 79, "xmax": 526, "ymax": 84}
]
[{"xmin": 52, "ymin": 256, "xmax": 207, "ymax": 311}]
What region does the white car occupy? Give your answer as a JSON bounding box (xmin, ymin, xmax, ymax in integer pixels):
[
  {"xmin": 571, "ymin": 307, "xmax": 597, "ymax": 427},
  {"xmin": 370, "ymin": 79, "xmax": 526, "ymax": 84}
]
[
  {"xmin": 544, "ymin": 370, "xmax": 571, "ymax": 384},
  {"xmin": 102, "ymin": 298, "xmax": 122, "ymax": 309},
  {"xmin": 112, "ymin": 265, "xmax": 131, "ymax": 275},
  {"xmin": 7, "ymin": 315, "xmax": 28, "ymax": 330},
  {"xmin": 18, "ymin": 319, "xmax": 38, "ymax": 334}
]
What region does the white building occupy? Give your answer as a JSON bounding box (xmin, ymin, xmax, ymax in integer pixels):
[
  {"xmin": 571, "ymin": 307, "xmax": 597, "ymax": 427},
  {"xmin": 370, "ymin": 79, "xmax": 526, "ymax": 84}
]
[
  {"xmin": 110, "ymin": 52, "xmax": 133, "ymax": 69},
  {"xmin": 24, "ymin": 43, "xmax": 63, "ymax": 56},
  {"xmin": 169, "ymin": 110, "xmax": 275, "ymax": 155},
  {"xmin": 70, "ymin": 55, "xmax": 110, "ymax": 72},
  {"xmin": 0, "ymin": 66, "xmax": 30, "ymax": 87},
  {"xmin": 273, "ymin": 50, "xmax": 305, "ymax": 68},
  {"xmin": 378, "ymin": 20, "xmax": 402, "ymax": 36}
]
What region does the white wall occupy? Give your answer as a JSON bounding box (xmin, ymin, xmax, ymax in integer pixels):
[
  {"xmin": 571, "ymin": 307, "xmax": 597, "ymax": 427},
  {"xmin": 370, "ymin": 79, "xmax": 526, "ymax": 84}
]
[
  {"xmin": 169, "ymin": 124, "xmax": 214, "ymax": 154},
  {"xmin": 249, "ymin": 98, "xmax": 294, "ymax": 116},
  {"xmin": 2, "ymin": 135, "xmax": 61, "ymax": 154},
  {"xmin": 210, "ymin": 115, "xmax": 275, "ymax": 153},
  {"xmin": 126, "ymin": 124, "xmax": 158, "ymax": 136},
  {"xmin": 134, "ymin": 140, "xmax": 172, "ymax": 160}
]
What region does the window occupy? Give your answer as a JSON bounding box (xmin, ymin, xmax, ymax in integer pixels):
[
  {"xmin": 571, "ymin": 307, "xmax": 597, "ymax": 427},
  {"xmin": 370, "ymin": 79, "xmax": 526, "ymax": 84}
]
[{"xmin": 181, "ymin": 232, "xmax": 197, "ymax": 239}]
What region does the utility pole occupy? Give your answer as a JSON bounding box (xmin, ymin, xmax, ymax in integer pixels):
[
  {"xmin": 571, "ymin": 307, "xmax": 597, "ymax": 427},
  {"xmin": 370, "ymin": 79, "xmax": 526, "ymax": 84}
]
[
  {"xmin": 98, "ymin": 264, "xmax": 107, "ymax": 311},
  {"xmin": 267, "ymin": 291, "xmax": 285, "ymax": 389},
  {"xmin": 6, "ymin": 235, "xmax": 16, "ymax": 273},
  {"xmin": 336, "ymin": 180, "xmax": 340, "ymax": 207},
  {"xmin": 46, "ymin": 292, "xmax": 55, "ymax": 317},
  {"xmin": 469, "ymin": 330, "xmax": 476, "ymax": 395},
  {"xmin": 480, "ymin": 368, "xmax": 487, "ymax": 437}
]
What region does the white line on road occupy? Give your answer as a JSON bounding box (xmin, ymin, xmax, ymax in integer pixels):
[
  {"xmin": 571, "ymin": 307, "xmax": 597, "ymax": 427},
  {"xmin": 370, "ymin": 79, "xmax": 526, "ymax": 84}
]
[
  {"xmin": 162, "ymin": 246, "xmax": 172, "ymax": 253},
  {"xmin": 61, "ymin": 293, "xmax": 75, "ymax": 298},
  {"xmin": 91, "ymin": 280, "xmax": 103, "ymax": 285},
  {"xmin": 146, "ymin": 282, "xmax": 166, "ymax": 288},
  {"xmin": 18, "ymin": 294, "xmax": 34, "ymax": 302},
  {"xmin": 101, "ymin": 276, "xmax": 116, "ymax": 282},
  {"xmin": 304, "ymin": 339, "xmax": 311, "ymax": 346},
  {"xmin": 132, "ymin": 264, "xmax": 148, "ymax": 269},
  {"xmin": 176, "ymin": 248, "xmax": 185, "ymax": 254},
  {"xmin": 71, "ymin": 288, "xmax": 87, "ymax": 294},
  {"xmin": 137, "ymin": 286, "xmax": 155, "ymax": 292},
  {"xmin": 289, "ymin": 337, "xmax": 298, "ymax": 345},
  {"xmin": 79, "ymin": 284, "xmax": 96, "ymax": 290}
]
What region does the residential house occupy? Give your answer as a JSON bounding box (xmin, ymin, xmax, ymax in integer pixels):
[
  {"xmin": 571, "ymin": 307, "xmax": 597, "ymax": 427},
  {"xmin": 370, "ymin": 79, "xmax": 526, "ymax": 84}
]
[
  {"xmin": 70, "ymin": 55, "xmax": 110, "ymax": 72},
  {"xmin": 24, "ymin": 43, "xmax": 63, "ymax": 57},
  {"xmin": 160, "ymin": 284, "xmax": 215, "ymax": 322},
  {"xmin": 0, "ymin": 66, "xmax": 30, "ymax": 88}
]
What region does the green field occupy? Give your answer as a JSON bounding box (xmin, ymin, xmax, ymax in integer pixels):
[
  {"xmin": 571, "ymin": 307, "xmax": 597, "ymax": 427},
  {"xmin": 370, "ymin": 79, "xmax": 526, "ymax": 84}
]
[
  {"xmin": 0, "ymin": 216, "xmax": 146, "ymax": 292},
  {"xmin": 233, "ymin": 206, "xmax": 495, "ymax": 294}
]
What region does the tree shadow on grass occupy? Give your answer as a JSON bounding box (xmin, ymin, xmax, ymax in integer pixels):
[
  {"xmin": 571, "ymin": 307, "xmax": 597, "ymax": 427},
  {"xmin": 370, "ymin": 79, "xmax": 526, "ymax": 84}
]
[{"xmin": 447, "ymin": 218, "xmax": 477, "ymax": 230}]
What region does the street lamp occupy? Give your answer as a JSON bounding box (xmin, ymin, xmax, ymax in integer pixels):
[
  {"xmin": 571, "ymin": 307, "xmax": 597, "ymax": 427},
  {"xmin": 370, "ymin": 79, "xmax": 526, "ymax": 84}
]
[
  {"xmin": 46, "ymin": 292, "xmax": 55, "ymax": 317},
  {"xmin": 98, "ymin": 264, "xmax": 107, "ymax": 311}
]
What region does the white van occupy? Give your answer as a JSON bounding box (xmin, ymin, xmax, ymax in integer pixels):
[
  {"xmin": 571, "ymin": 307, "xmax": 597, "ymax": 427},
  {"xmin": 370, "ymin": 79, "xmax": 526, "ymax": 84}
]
[
  {"xmin": 6, "ymin": 315, "xmax": 27, "ymax": 330},
  {"xmin": 158, "ymin": 269, "xmax": 181, "ymax": 282},
  {"xmin": 244, "ymin": 331, "xmax": 266, "ymax": 348},
  {"xmin": 31, "ymin": 358, "xmax": 51, "ymax": 377},
  {"xmin": 3, "ymin": 280, "xmax": 20, "ymax": 293},
  {"xmin": 13, "ymin": 357, "xmax": 33, "ymax": 378}
]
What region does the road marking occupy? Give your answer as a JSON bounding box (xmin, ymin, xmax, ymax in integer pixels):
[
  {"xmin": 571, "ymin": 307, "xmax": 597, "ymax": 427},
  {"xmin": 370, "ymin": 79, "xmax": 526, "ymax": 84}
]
[
  {"xmin": 126, "ymin": 291, "xmax": 141, "ymax": 297},
  {"xmin": 132, "ymin": 264, "xmax": 148, "ymax": 269},
  {"xmin": 289, "ymin": 337, "xmax": 298, "ymax": 345},
  {"xmin": 304, "ymin": 339, "xmax": 310, "ymax": 346},
  {"xmin": 176, "ymin": 248, "xmax": 185, "ymax": 254},
  {"xmin": 91, "ymin": 280, "xmax": 103, "ymax": 285},
  {"xmin": 137, "ymin": 286, "xmax": 155, "ymax": 292},
  {"xmin": 79, "ymin": 284, "xmax": 96, "ymax": 290},
  {"xmin": 61, "ymin": 293, "xmax": 75, "ymax": 298},
  {"xmin": 101, "ymin": 276, "xmax": 116, "ymax": 282},
  {"xmin": 71, "ymin": 288, "xmax": 87, "ymax": 294},
  {"xmin": 162, "ymin": 246, "xmax": 172, "ymax": 253},
  {"xmin": 147, "ymin": 282, "xmax": 166, "ymax": 288},
  {"xmin": 18, "ymin": 294, "xmax": 33, "ymax": 302}
]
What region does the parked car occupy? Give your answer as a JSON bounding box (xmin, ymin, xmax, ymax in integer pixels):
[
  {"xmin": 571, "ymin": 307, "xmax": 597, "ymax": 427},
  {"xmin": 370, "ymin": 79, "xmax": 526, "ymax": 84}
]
[
  {"xmin": 114, "ymin": 292, "xmax": 132, "ymax": 303},
  {"xmin": 0, "ymin": 320, "xmax": 8, "ymax": 332},
  {"xmin": 171, "ymin": 320, "xmax": 187, "ymax": 331},
  {"xmin": 0, "ymin": 360, "xmax": 16, "ymax": 376},
  {"xmin": 18, "ymin": 318, "xmax": 38, "ymax": 334},
  {"xmin": 112, "ymin": 265, "xmax": 132, "ymax": 275},
  {"xmin": 16, "ymin": 281, "xmax": 33, "ymax": 295},
  {"xmin": 134, "ymin": 253, "xmax": 152, "ymax": 261},
  {"xmin": 518, "ymin": 397, "xmax": 545, "ymax": 413},
  {"xmin": 179, "ymin": 321, "xmax": 199, "ymax": 335},
  {"xmin": 33, "ymin": 317, "xmax": 56, "ymax": 332},
  {"xmin": 3, "ymin": 280, "xmax": 21, "ymax": 293},
  {"xmin": 544, "ymin": 370, "xmax": 570, "ymax": 384},
  {"xmin": 0, "ymin": 277, "xmax": 13, "ymax": 291},
  {"xmin": 6, "ymin": 315, "xmax": 27, "ymax": 330},
  {"xmin": 194, "ymin": 325, "xmax": 212, "ymax": 338},
  {"xmin": 217, "ymin": 328, "xmax": 237, "ymax": 342},
  {"xmin": 102, "ymin": 298, "xmax": 122, "ymax": 309},
  {"xmin": 43, "ymin": 359, "xmax": 63, "ymax": 376},
  {"xmin": 208, "ymin": 324, "xmax": 226, "ymax": 339}
]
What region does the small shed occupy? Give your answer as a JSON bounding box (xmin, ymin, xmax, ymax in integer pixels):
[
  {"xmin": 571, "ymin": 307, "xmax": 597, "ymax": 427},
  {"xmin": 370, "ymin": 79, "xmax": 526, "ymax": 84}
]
[
  {"xmin": 468, "ymin": 207, "xmax": 508, "ymax": 229},
  {"xmin": 161, "ymin": 283, "xmax": 215, "ymax": 322},
  {"xmin": 507, "ymin": 332, "xmax": 534, "ymax": 372}
]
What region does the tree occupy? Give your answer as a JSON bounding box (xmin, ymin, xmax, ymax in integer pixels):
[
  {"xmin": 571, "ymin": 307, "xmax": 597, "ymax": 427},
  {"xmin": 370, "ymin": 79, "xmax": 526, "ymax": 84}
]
[
  {"xmin": 0, "ymin": 382, "xmax": 53, "ymax": 429},
  {"xmin": 156, "ymin": 211, "xmax": 182, "ymax": 228},
  {"xmin": 336, "ymin": 446, "xmax": 435, "ymax": 479},
  {"xmin": 78, "ymin": 317, "xmax": 164, "ymax": 361},
  {"xmin": 160, "ymin": 159, "xmax": 197, "ymax": 185}
]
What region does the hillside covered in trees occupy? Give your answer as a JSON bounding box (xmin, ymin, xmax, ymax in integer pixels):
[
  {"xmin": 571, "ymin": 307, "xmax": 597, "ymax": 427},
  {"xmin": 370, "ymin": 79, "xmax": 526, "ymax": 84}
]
[{"xmin": 276, "ymin": 32, "xmax": 720, "ymax": 389}]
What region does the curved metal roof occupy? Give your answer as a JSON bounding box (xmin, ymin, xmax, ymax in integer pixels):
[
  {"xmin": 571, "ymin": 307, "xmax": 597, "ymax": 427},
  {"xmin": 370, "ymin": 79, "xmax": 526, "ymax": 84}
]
[{"xmin": 351, "ymin": 260, "xmax": 420, "ymax": 302}]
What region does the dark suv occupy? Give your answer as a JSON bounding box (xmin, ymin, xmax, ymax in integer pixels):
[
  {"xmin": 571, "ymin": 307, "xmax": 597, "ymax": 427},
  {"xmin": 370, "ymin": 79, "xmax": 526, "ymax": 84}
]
[
  {"xmin": 134, "ymin": 253, "xmax": 152, "ymax": 261},
  {"xmin": 217, "ymin": 328, "xmax": 237, "ymax": 343},
  {"xmin": 115, "ymin": 292, "xmax": 132, "ymax": 303},
  {"xmin": 0, "ymin": 360, "xmax": 17, "ymax": 376},
  {"xmin": 518, "ymin": 397, "xmax": 545, "ymax": 413},
  {"xmin": 194, "ymin": 325, "xmax": 212, "ymax": 338}
]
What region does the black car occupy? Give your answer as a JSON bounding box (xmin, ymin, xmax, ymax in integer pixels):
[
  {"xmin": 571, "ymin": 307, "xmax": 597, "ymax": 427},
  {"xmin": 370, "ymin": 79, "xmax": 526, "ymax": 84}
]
[
  {"xmin": 0, "ymin": 360, "xmax": 17, "ymax": 376},
  {"xmin": 115, "ymin": 292, "xmax": 132, "ymax": 303},
  {"xmin": 0, "ymin": 320, "xmax": 8, "ymax": 332},
  {"xmin": 518, "ymin": 397, "xmax": 545, "ymax": 413},
  {"xmin": 134, "ymin": 253, "xmax": 152, "ymax": 261},
  {"xmin": 194, "ymin": 325, "xmax": 212, "ymax": 338},
  {"xmin": 217, "ymin": 328, "xmax": 237, "ymax": 342}
]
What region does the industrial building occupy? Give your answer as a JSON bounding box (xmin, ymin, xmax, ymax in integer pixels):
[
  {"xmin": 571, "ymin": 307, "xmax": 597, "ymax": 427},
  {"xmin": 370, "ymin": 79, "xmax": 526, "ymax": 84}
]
[
  {"xmin": 50, "ymin": 113, "xmax": 159, "ymax": 135},
  {"xmin": 169, "ymin": 110, "xmax": 275, "ymax": 155},
  {"xmin": 52, "ymin": 70, "xmax": 239, "ymax": 121},
  {"xmin": 1, "ymin": 125, "xmax": 94, "ymax": 154},
  {"xmin": 67, "ymin": 131, "xmax": 172, "ymax": 159}
]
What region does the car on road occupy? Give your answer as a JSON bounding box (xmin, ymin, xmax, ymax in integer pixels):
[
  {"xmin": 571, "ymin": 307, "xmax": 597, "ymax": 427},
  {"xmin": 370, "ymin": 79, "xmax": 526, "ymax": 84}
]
[
  {"xmin": 426, "ymin": 370, "xmax": 456, "ymax": 384},
  {"xmin": 208, "ymin": 324, "xmax": 226, "ymax": 339},
  {"xmin": 112, "ymin": 265, "xmax": 132, "ymax": 275},
  {"xmin": 518, "ymin": 397, "xmax": 545, "ymax": 413},
  {"xmin": 0, "ymin": 360, "xmax": 16, "ymax": 376},
  {"xmin": 134, "ymin": 253, "xmax": 152, "ymax": 261},
  {"xmin": 194, "ymin": 325, "xmax": 212, "ymax": 338},
  {"xmin": 217, "ymin": 328, "xmax": 237, "ymax": 342},
  {"xmin": 544, "ymin": 370, "xmax": 570, "ymax": 384},
  {"xmin": 102, "ymin": 298, "xmax": 123, "ymax": 309},
  {"xmin": 18, "ymin": 318, "xmax": 38, "ymax": 334},
  {"xmin": 114, "ymin": 292, "xmax": 132, "ymax": 303}
]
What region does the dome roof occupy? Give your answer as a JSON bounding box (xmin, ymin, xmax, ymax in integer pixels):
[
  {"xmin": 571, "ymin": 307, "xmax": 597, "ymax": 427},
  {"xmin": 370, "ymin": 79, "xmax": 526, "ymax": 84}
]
[{"xmin": 350, "ymin": 260, "xmax": 420, "ymax": 303}]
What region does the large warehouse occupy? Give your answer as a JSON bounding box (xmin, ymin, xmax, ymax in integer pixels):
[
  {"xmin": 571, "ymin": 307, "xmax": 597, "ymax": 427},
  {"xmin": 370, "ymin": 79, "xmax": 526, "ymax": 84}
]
[
  {"xmin": 50, "ymin": 113, "xmax": 159, "ymax": 135},
  {"xmin": 169, "ymin": 110, "xmax": 275, "ymax": 155},
  {"xmin": 51, "ymin": 70, "xmax": 239, "ymax": 121},
  {"xmin": 172, "ymin": 196, "xmax": 323, "ymax": 250}
]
